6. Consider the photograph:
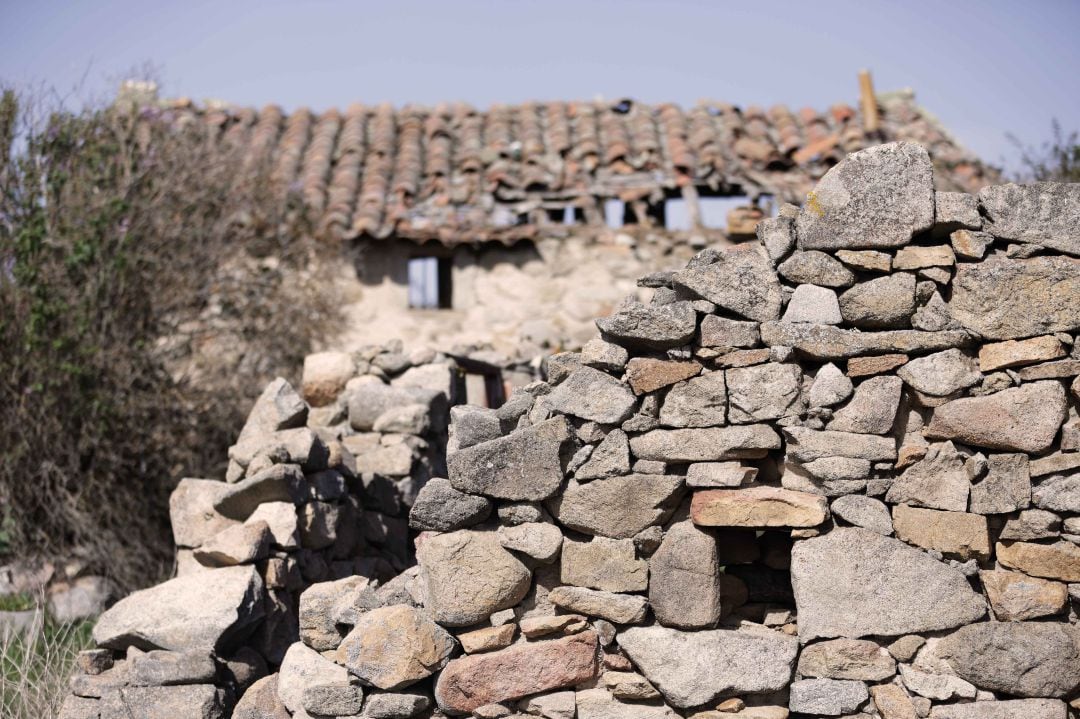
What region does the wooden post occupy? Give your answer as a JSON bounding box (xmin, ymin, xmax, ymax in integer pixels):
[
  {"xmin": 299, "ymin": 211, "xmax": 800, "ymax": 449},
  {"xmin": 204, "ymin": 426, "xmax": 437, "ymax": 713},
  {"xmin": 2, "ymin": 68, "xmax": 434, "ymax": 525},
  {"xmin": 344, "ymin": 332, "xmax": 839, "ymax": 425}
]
[{"xmin": 859, "ymin": 69, "xmax": 880, "ymax": 134}]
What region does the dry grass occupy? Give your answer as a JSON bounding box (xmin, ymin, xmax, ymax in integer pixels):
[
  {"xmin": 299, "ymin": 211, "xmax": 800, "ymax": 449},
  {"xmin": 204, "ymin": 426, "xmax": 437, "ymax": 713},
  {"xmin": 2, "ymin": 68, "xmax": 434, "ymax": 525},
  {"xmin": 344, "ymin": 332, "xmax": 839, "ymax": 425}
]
[{"xmin": 0, "ymin": 595, "xmax": 95, "ymax": 719}]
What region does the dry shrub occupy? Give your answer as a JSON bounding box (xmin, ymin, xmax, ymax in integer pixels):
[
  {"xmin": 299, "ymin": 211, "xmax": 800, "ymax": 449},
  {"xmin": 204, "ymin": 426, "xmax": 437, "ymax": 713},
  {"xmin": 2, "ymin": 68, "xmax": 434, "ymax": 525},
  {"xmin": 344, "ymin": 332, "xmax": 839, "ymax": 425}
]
[
  {"xmin": 0, "ymin": 597, "xmax": 94, "ymax": 719},
  {"xmin": 0, "ymin": 88, "xmax": 341, "ymax": 589}
]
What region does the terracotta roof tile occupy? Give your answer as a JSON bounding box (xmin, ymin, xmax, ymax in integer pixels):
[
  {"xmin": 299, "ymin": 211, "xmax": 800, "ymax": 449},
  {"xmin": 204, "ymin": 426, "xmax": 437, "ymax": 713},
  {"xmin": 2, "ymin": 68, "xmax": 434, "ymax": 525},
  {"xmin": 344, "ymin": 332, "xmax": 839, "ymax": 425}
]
[{"xmin": 155, "ymin": 93, "xmax": 996, "ymax": 244}]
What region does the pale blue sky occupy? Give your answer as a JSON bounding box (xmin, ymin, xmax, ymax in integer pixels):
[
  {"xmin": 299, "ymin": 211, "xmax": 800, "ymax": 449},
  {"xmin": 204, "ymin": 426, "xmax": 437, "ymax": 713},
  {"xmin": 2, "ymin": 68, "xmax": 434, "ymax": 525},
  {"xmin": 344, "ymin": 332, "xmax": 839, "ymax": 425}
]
[{"xmin": 2, "ymin": 0, "xmax": 1078, "ymax": 171}]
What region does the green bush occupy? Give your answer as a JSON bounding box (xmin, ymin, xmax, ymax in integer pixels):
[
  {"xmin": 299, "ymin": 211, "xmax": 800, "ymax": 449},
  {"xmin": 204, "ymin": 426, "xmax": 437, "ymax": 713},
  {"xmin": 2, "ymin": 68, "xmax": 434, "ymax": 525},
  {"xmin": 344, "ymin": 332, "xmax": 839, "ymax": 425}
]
[
  {"xmin": 0, "ymin": 89, "xmax": 340, "ymax": 590},
  {"xmin": 1008, "ymin": 119, "xmax": 1080, "ymax": 182}
]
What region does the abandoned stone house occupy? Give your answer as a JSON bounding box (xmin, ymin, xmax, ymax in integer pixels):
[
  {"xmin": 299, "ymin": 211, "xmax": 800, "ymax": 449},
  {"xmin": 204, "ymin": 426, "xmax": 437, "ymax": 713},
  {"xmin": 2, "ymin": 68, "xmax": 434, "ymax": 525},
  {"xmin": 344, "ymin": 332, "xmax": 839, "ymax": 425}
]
[{"xmin": 152, "ymin": 78, "xmax": 994, "ymax": 355}]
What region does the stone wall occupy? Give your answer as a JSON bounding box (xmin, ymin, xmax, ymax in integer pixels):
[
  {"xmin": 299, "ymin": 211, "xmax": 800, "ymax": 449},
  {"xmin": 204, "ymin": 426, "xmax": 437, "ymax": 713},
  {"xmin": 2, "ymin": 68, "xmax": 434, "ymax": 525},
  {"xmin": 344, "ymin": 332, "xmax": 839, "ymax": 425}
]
[{"xmin": 61, "ymin": 142, "xmax": 1080, "ymax": 719}]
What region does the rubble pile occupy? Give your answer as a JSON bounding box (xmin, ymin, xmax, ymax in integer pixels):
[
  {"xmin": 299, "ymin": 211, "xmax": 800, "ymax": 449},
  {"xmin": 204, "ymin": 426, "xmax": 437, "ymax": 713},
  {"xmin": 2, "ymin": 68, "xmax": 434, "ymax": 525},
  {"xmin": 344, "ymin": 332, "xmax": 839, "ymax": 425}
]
[{"xmin": 63, "ymin": 142, "xmax": 1080, "ymax": 719}]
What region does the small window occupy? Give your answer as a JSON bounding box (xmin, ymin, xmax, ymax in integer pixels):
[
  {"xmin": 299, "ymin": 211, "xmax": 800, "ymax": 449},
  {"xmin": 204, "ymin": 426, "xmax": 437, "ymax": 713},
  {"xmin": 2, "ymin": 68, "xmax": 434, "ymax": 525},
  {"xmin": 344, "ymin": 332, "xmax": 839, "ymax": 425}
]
[
  {"xmin": 604, "ymin": 199, "xmax": 626, "ymax": 228},
  {"xmin": 408, "ymin": 256, "xmax": 453, "ymax": 309}
]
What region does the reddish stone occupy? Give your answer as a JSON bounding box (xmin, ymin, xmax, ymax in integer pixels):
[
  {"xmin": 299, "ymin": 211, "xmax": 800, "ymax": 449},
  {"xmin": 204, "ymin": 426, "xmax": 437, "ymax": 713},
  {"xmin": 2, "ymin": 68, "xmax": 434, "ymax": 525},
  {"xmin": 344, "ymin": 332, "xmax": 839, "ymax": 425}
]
[{"xmin": 435, "ymin": 631, "xmax": 599, "ymax": 713}]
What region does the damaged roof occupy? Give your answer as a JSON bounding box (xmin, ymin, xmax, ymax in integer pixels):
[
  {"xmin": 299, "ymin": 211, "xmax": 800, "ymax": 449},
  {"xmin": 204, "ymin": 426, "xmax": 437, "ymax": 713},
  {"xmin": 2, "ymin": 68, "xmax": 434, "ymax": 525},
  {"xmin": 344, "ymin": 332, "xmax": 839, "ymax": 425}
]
[{"xmin": 149, "ymin": 90, "xmax": 995, "ymax": 245}]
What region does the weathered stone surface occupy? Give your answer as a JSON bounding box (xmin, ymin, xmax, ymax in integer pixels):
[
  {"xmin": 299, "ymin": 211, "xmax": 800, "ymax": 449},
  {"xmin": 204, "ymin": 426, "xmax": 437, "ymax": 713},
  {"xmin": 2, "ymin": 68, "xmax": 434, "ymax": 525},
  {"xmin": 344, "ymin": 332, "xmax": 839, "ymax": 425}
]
[
  {"xmin": 979, "ymin": 335, "xmax": 1066, "ymax": 371},
  {"xmin": 837, "ymin": 249, "xmax": 893, "ymax": 272},
  {"xmin": 691, "ymin": 487, "xmax": 828, "ymax": 528},
  {"xmin": 796, "ymin": 142, "xmax": 935, "ymax": 250},
  {"xmin": 577, "ymin": 429, "xmax": 631, "ymax": 480},
  {"xmin": 582, "ymin": 339, "xmax": 630, "ymax": 372},
  {"xmin": 784, "ymin": 428, "xmax": 896, "ymax": 463},
  {"xmin": 498, "ymin": 522, "xmax": 563, "ymax": 563},
  {"xmin": 1000, "ymin": 508, "xmax": 1060, "ymax": 541},
  {"xmin": 899, "ymin": 664, "xmax": 976, "ymax": 701},
  {"xmin": 649, "ymin": 519, "xmax": 721, "ymax": 629},
  {"xmin": 894, "ymin": 245, "xmax": 955, "ymax": 270},
  {"xmin": 1017, "ymin": 357, "xmax": 1080, "ymax": 380},
  {"xmin": 245, "ymin": 502, "xmax": 298, "ymax": 549},
  {"xmin": 948, "ymin": 256, "xmax": 1080, "ymax": 340},
  {"xmin": 299, "ymin": 576, "xmax": 369, "ymax": 651},
  {"xmin": 602, "ymin": 671, "xmax": 660, "ymax": 700},
  {"xmin": 980, "ymin": 569, "xmax": 1068, "ymax": 621},
  {"xmin": 597, "ymin": 300, "xmax": 697, "ymax": 350},
  {"xmin": 928, "ymin": 699, "xmax": 1068, "ymax": 719},
  {"xmin": 698, "ymin": 315, "xmax": 761, "ymax": 349},
  {"xmin": 847, "ymin": 353, "xmax": 909, "ymax": 377},
  {"xmin": 549, "ymin": 474, "xmax": 683, "ymax": 538},
  {"xmin": 685, "ymin": 461, "xmax": 756, "ymax": 488},
  {"xmin": 193, "ymin": 522, "xmax": 270, "ymax": 567},
  {"xmin": 950, "ymin": 229, "xmax": 995, "ymax": 261},
  {"xmin": 997, "ymin": 540, "xmax": 1080, "ymax": 582},
  {"xmin": 625, "ymin": 358, "xmax": 701, "ymax": 395},
  {"xmin": 798, "ymin": 638, "xmax": 895, "ymax": 680},
  {"xmin": 758, "ymin": 215, "xmax": 795, "ymax": 264},
  {"xmin": 169, "ymin": 479, "xmax": 238, "ymax": 548},
  {"xmin": 448, "ymin": 417, "xmax": 572, "ymax": 500},
  {"xmin": 459, "ymin": 625, "xmax": 516, "ymax": 654},
  {"xmin": 302, "ymin": 683, "xmax": 364, "ymax": 717},
  {"xmin": 575, "ymin": 688, "xmax": 678, "ymax": 719},
  {"xmin": 830, "ymin": 495, "xmax": 893, "ymax": 535},
  {"xmin": 885, "ymin": 442, "xmax": 970, "ymax": 512},
  {"xmin": 236, "ymin": 377, "xmax": 307, "ymax": 446},
  {"xmin": 659, "ymin": 371, "xmax": 727, "ymax": 428},
  {"xmin": 934, "ymin": 191, "xmax": 981, "ymax": 234},
  {"xmin": 969, "ymin": 453, "xmax": 1030, "ymax": 514},
  {"xmin": 926, "ymin": 381, "xmax": 1067, "ymax": 453},
  {"xmin": 839, "ymin": 272, "xmax": 917, "ymax": 329},
  {"xmin": 302, "ymin": 351, "xmax": 355, "ymax": 406},
  {"xmin": 791, "ymin": 528, "xmax": 986, "ymax": 641},
  {"xmin": 93, "ymin": 566, "xmax": 263, "ymax": 652},
  {"xmin": 364, "ymin": 691, "xmax": 431, "ymax": 719},
  {"xmin": 897, "ymin": 349, "xmax": 981, "ymax": 397},
  {"xmin": 672, "ymin": 247, "xmax": 783, "ymax": 322},
  {"xmin": 278, "ymin": 642, "xmax": 351, "ymax": 719},
  {"xmin": 827, "ymin": 375, "xmax": 902, "ymax": 434},
  {"xmin": 891, "ymin": 506, "xmax": 990, "ymax": 560},
  {"xmin": 549, "ymin": 367, "xmax": 638, "ymax": 423},
  {"xmin": 760, "ymin": 322, "xmax": 970, "ymax": 361},
  {"xmin": 547, "ymin": 586, "xmax": 648, "ymax": 625},
  {"xmin": 434, "ymin": 631, "xmax": 599, "ymax": 713},
  {"xmin": 798, "ymin": 456, "xmax": 871, "ymax": 481},
  {"xmin": 630, "ymin": 425, "xmax": 781, "ymax": 462},
  {"xmin": 98, "ymin": 685, "xmax": 226, "ymax": 719},
  {"xmin": 939, "ymin": 621, "xmax": 1080, "ymax": 698},
  {"xmin": 348, "ymin": 382, "xmax": 444, "ymax": 432},
  {"xmin": 618, "ymin": 625, "xmax": 798, "ymax": 708},
  {"xmin": 561, "ymin": 536, "xmax": 648, "ymax": 592},
  {"xmin": 409, "ymin": 478, "xmax": 493, "ymax": 532},
  {"xmin": 336, "ymin": 605, "xmax": 455, "ymax": 689},
  {"xmin": 726, "ymin": 363, "xmax": 802, "ymax": 423},
  {"xmin": 869, "ymin": 683, "xmax": 917, "ymax": 719},
  {"xmin": 1033, "ymin": 473, "xmax": 1080, "ymax": 512},
  {"xmin": 788, "ymin": 678, "xmax": 869, "ymax": 716},
  {"xmin": 214, "ymin": 464, "xmax": 306, "ymax": 520},
  {"xmin": 417, "ymin": 530, "xmax": 532, "ymax": 626},
  {"xmin": 234, "ymin": 675, "xmax": 289, "ymax": 719},
  {"xmin": 979, "ymin": 182, "xmax": 1080, "ymax": 256},
  {"xmin": 783, "ymin": 284, "xmax": 843, "ymax": 324},
  {"xmin": 129, "ymin": 649, "xmax": 216, "ymax": 686},
  {"xmin": 546, "ymin": 586, "xmax": 645, "ymax": 625},
  {"xmin": 808, "ymin": 363, "xmax": 853, "ymax": 408},
  {"xmin": 778, "ymin": 251, "xmax": 855, "ymax": 288}
]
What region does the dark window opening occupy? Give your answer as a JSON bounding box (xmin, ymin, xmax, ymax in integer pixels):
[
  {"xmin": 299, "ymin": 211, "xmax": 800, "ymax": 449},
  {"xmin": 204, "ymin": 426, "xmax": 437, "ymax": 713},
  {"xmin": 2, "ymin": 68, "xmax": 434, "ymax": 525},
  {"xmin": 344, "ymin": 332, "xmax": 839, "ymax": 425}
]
[{"xmin": 408, "ymin": 256, "xmax": 453, "ymax": 309}]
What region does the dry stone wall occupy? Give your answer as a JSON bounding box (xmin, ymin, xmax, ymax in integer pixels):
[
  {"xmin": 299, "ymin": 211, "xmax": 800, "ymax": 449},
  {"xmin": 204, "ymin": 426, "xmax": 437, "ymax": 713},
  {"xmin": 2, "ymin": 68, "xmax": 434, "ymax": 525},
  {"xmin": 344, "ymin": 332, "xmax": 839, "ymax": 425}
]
[{"xmin": 62, "ymin": 142, "xmax": 1080, "ymax": 719}]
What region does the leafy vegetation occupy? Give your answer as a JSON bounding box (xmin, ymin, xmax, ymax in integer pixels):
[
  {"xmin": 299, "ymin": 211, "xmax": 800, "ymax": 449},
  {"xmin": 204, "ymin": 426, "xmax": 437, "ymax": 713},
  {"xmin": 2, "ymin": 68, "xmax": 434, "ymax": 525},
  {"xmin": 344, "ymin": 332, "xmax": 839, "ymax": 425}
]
[{"xmin": 0, "ymin": 87, "xmax": 341, "ymax": 590}]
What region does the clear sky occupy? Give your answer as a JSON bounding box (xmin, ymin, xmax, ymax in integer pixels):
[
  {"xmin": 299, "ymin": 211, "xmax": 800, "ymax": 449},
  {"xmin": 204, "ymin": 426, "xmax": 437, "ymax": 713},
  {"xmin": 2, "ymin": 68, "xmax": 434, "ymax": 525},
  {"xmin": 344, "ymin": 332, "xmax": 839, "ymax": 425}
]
[{"xmin": 2, "ymin": 0, "xmax": 1078, "ymax": 172}]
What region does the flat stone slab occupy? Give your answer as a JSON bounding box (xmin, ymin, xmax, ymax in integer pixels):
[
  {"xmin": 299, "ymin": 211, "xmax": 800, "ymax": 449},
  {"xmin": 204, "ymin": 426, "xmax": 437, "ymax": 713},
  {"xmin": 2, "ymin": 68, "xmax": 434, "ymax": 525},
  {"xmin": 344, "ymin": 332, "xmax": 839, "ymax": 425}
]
[
  {"xmin": 760, "ymin": 322, "xmax": 971, "ymax": 360},
  {"xmin": 92, "ymin": 566, "xmax": 264, "ymax": 652},
  {"xmin": 925, "ymin": 380, "xmax": 1066, "ymax": 454},
  {"xmin": 618, "ymin": 625, "xmax": 798, "ymax": 708},
  {"xmin": 928, "ymin": 699, "xmax": 1067, "ymax": 719},
  {"xmin": 447, "ymin": 417, "xmax": 572, "ymax": 500},
  {"xmin": 795, "ymin": 141, "xmax": 935, "ymax": 250},
  {"xmin": 434, "ymin": 631, "xmax": 599, "ymax": 713},
  {"xmin": 790, "ymin": 528, "xmax": 985, "ymax": 642},
  {"xmin": 978, "ymin": 181, "xmax": 1080, "ymax": 256},
  {"xmin": 629, "ymin": 426, "xmax": 781, "ymax": 463},
  {"xmin": 690, "ymin": 487, "xmax": 828, "ymax": 528}
]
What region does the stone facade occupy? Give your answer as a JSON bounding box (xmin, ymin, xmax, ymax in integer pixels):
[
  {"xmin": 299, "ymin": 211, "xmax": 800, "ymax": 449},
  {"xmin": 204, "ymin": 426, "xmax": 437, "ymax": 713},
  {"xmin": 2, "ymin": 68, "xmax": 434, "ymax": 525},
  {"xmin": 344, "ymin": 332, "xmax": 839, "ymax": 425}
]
[{"xmin": 62, "ymin": 142, "xmax": 1080, "ymax": 719}]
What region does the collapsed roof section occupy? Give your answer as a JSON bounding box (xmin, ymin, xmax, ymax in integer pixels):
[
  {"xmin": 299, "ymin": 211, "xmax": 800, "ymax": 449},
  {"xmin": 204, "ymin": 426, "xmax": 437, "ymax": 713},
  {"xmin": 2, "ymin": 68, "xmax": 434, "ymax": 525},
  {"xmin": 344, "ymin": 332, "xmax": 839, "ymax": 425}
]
[{"xmin": 146, "ymin": 88, "xmax": 995, "ymax": 245}]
